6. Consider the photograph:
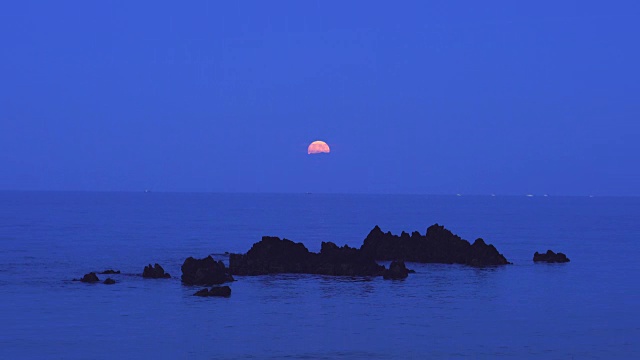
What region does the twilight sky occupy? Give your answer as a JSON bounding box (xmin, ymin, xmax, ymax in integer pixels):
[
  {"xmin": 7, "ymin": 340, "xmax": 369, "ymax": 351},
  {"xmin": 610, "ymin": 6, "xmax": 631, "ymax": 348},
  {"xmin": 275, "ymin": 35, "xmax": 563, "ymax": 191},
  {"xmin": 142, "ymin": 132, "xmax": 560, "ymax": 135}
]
[{"xmin": 1, "ymin": 1, "xmax": 639, "ymax": 195}]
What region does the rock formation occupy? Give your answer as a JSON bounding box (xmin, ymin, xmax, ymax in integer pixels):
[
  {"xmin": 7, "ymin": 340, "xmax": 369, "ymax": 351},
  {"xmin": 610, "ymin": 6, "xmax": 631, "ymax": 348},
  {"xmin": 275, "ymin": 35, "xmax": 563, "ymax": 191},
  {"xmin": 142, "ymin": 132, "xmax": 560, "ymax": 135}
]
[
  {"xmin": 533, "ymin": 250, "xmax": 570, "ymax": 263},
  {"xmin": 103, "ymin": 278, "xmax": 116, "ymax": 285},
  {"xmin": 229, "ymin": 224, "xmax": 508, "ymax": 277},
  {"xmin": 181, "ymin": 256, "xmax": 234, "ymax": 286},
  {"xmin": 99, "ymin": 269, "xmax": 120, "ymax": 274},
  {"xmin": 142, "ymin": 263, "xmax": 171, "ymax": 278},
  {"xmin": 315, "ymin": 241, "xmax": 386, "ymax": 276},
  {"xmin": 193, "ymin": 286, "xmax": 232, "ymax": 297},
  {"xmin": 79, "ymin": 272, "xmax": 100, "ymax": 283},
  {"xmin": 229, "ymin": 237, "xmax": 385, "ymax": 276},
  {"xmin": 360, "ymin": 224, "xmax": 510, "ymax": 266},
  {"xmin": 383, "ymin": 260, "xmax": 410, "ymax": 280}
]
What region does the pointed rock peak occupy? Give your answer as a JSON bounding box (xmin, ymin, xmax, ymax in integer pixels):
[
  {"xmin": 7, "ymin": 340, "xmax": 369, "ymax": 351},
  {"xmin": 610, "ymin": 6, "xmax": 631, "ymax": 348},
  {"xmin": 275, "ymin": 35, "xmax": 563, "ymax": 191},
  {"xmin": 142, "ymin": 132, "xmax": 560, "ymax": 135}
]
[
  {"xmin": 369, "ymin": 225, "xmax": 383, "ymax": 235},
  {"xmin": 320, "ymin": 241, "xmax": 339, "ymax": 253},
  {"xmin": 426, "ymin": 223, "xmax": 454, "ymax": 239},
  {"xmin": 473, "ymin": 238, "xmax": 486, "ymax": 246}
]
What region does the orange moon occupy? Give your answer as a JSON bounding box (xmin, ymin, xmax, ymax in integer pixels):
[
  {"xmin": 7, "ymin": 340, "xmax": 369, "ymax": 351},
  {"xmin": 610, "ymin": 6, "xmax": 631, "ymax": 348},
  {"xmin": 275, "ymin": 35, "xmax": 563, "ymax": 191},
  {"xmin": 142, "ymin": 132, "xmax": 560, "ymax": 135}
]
[{"xmin": 308, "ymin": 140, "xmax": 330, "ymax": 154}]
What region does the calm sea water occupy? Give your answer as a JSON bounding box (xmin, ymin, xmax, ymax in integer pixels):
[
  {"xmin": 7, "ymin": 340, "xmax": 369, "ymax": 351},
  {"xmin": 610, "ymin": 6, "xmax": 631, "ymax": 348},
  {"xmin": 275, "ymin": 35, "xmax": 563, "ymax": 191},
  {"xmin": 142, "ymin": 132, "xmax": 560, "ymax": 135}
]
[{"xmin": 0, "ymin": 192, "xmax": 639, "ymax": 359}]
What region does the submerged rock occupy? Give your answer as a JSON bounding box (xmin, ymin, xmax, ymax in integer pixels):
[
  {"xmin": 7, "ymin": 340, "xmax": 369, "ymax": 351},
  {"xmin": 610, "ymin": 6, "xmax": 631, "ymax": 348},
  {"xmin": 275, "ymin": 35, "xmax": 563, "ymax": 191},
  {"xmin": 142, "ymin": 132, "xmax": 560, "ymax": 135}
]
[
  {"xmin": 79, "ymin": 272, "xmax": 100, "ymax": 283},
  {"xmin": 181, "ymin": 256, "xmax": 234, "ymax": 286},
  {"xmin": 229, "ymin": 237, "xmax": 385, "ymax": 277},
  {"xmin": 193, "ymin": 286, "xmax": 232, "ymax": 297},
  {"xmin": 99, "ymin": 269, "xmax": 120, "ymax": 275},
  {"xmin": 103, "ymin": 278, "xmax": 116, "ymax": 285},
  {"xmin": 142, "ymin": 263, "xmax": 171, "ymax": 279},
  {"xmin": 383, "ymin": 260, "xmax": 410, "ymax": 280},
  {"xmin": 533, "ymin": 250, "xmax": 570, "ymax": 263},
  {"xmin": 360, "ymin": 224, "xmax": 510, "ymax": 266}
]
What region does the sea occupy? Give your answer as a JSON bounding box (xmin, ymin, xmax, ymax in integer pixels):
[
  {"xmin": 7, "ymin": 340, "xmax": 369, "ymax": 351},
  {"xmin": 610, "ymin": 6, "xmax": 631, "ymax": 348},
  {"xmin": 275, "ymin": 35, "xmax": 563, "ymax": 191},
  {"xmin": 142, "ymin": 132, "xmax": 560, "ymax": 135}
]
[{"xmin": 0, "ymin": 191, "xmax": 638, "ymax": 359}]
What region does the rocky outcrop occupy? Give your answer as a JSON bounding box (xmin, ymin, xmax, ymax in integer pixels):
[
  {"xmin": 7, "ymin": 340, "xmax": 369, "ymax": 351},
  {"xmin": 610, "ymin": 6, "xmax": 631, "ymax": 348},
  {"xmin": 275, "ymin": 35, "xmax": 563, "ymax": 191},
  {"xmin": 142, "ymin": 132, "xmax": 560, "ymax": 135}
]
[
  {"xmin": 229, "ymin": 237, "xmax": 385, "ymax": 276},
  {"xmin": 193, "ymin": 286, "xmax": 232, "ymax": 297},
  {"xmin": 103, "ymin": 278, "xmax": 116, "ymax": 285},
  {"xmin": 229, "ymin": 224, "xmax": 508, "ymax": 276},
  {"xmin": 142, "ymin": 263, "xmax": 171, "ymax": 279},
  {"xmin": 99, "ymin": 269, "xmax": 120, "ymax": 275},
  {"xmin": 533, "ymin": 250, "xmax": 570, "ymax": 263},
  {"xmin": 360, "ymin": 224, "xmax": 510, "ymax": 266},
  {"xmin": 79, "ymin": 272, "xmax": 100, "ymax": 283},
  {"xmin": 383, "ymin": 260, "xmax": 410, "ymax": 280},
  {"xmin": 181, "ymin": 256, "xmax": 234, "ymax": 286},
  {"xmin": 316, "ymin": 242, "xmax": 386, "ymax": 276},
  {"xmin": 229, "ymin": 237, "xmax": 312, "ymax": 275}
]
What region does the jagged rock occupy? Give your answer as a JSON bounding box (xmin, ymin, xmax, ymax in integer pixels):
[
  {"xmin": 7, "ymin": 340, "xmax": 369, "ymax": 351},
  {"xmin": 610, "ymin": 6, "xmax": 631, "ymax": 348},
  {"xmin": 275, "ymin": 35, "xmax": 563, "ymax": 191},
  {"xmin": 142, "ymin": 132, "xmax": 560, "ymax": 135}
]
[
  {"xmin": 360, "ymin": 224, "xmax": 510, "ymax": 266},
  {"xmin": 80, "ymin": 272, "xmax": 100, "ymax": 283},
  {"xmin": 99, "ymin": 269, "xmax": 120, "ymax": 274},
  {"xmin": 229, "ymin": 237, "xmax": 385, "ymax": 276},
  {"xmin": 533, "ymin": 250, "xmax": 570, "ymax": 263},
  {"xmin": 142, "ymin": 263, "xmax": 171, "ymax": 279},
  {"xmin": 316, "ymin": 242, "xmax": 385, "ymax": 276},
  {"xmin": 103, "ymin": 278, "xmax": 116, "ymax": 285},
  {"xmin": 469, "ymin": 238, "xmax": 509, "ymax": 266},
  {"xmin": 193, "ymin": 286, "xmax": 232, "ymax": 297},
  {"xmin": 383, "ymin": 260, "xmax": 410, "ymax": 280},
  {"xmin": 181, "ymin": 256, "xmax": 234, "ymax": 286},
  {"xmin": 228, "ymin": 224, "xmax": 507, "ymax": 278}
]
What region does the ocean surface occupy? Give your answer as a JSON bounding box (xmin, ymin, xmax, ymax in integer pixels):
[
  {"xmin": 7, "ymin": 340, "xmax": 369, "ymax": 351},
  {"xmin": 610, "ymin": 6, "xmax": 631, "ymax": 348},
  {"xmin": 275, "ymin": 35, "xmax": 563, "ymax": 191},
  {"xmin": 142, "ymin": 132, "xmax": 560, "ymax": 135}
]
[{"xmin": 0, "ymin": 192, "xmax": 639, "ymax": 359}]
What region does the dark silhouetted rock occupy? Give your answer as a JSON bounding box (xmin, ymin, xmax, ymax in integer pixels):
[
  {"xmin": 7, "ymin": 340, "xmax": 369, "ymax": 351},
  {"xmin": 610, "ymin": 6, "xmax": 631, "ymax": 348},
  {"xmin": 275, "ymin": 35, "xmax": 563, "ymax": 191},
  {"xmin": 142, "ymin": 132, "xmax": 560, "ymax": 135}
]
[
  {"xmin": 228, "ymin": 224, "xmax": 507, "ymax": 278},
  {"xmin": 142, "ymin": 263, "xmax": 171, "ymax": 279},
  {"xmin": 230, "ymin": 237, "xmax": 313, "ymax": 276},
  {"xmin": 360, "ymin": 224, "xmax": 510, "ymax": 266},
  {"xmin": 103, "ymin": 278, "xmax": 116, "ymax": 285},
  {"xmin": 79, "ymin": 272, "xmax": 100, "ymax": 283},
  {"xmin": 181, "ymin": 256, "xmax": 234, "ymax": 286},
  {"xmin": 194, "ymin": 288, "xmax": 210, "ymax": 297},
  {"xmin": 315, "ymin": 242, "xmax": 385, "ymax": 276},
  {"xmin": 533, "ymin": 250, "xmax": 570, "ymax": 263},
  {"xmin": 193, "ymin": 286, "xmax": 232, "ymax": 297},
  {"xmin": 99, "ymin": 269, "xmax": 120, "ymax": 275},
  {"xmin": 209, "ymin": 286, "xmax": 232, "ymax": 297},
  {"xmin": 383, "ymin": 260, "xmax": 410, "ymax": 280},
  {"xmin": 229, "ymin": 237, "xmax": 385, "ymax": 277}
]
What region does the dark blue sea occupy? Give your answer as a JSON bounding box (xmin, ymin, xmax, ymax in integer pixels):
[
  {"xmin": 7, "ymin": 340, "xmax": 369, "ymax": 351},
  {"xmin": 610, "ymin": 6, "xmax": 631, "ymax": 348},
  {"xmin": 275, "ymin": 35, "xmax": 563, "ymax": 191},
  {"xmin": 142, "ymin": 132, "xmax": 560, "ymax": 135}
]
[{"xmin": 1, "ymin": 192, "xmax": 639, "ymax": 359}]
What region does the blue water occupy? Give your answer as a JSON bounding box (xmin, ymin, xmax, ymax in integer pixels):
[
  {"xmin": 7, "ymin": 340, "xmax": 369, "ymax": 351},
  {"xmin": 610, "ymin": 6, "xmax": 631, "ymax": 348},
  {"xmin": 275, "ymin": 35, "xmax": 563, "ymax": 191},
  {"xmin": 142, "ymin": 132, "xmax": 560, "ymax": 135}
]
[{"xmin": 1, "ymin": 192, "xmax": 639, "ymax": 359}]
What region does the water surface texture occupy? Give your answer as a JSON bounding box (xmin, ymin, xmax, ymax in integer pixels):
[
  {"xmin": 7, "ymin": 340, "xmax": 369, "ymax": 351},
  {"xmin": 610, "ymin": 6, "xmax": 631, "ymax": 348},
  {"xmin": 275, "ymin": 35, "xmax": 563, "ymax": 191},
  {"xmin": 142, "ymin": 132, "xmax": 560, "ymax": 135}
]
[{"xmin": 1, "ymin": 192, "xmax": 638, "ymax": 359}]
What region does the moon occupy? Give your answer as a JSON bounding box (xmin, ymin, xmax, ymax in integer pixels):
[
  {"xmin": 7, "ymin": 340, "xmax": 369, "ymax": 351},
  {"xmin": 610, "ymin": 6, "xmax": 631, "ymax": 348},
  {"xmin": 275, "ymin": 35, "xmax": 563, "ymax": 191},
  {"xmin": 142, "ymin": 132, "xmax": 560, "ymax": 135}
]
[{"xmin": 308, "ymin": 140, "xmax": 330, "ymax": 154}]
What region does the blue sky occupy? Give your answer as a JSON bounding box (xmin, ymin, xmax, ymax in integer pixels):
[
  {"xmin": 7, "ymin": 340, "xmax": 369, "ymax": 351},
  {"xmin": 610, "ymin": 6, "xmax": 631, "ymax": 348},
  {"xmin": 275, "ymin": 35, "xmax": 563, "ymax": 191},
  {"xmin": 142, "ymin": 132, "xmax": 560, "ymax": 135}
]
[{"xmin": 1, "ymin": 1, "xmax": 639, "ymax": 195}]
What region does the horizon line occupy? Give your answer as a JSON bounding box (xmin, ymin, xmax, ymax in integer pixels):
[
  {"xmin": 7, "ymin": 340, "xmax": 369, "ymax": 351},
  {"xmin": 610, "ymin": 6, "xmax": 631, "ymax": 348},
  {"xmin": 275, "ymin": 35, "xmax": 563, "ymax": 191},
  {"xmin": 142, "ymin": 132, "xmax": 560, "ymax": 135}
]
[{"xmin": 0, "ymin": 189, "xmax": 636, "ymax": 198}]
